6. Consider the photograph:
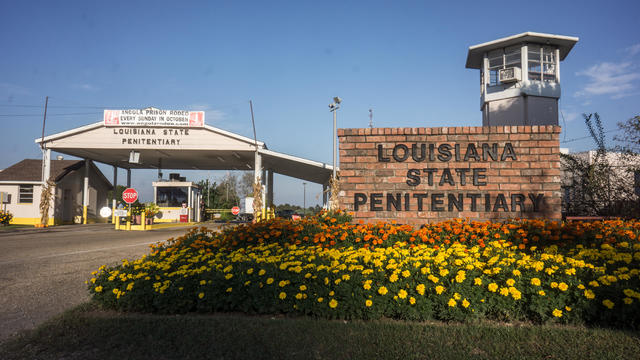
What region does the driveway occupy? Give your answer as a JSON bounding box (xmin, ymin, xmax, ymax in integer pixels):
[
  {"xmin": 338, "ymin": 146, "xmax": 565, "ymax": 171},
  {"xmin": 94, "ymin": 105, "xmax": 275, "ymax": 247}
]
[{"xmin": 0, "ymin": 223, "xmax": 222, "ymax": 342}]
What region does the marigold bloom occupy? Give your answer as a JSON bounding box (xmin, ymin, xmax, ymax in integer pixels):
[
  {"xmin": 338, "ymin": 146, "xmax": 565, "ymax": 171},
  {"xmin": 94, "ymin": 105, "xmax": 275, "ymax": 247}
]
[
  {"xmin": 409, "ymin": 297, "xmax": 416, "ymax": 305},
  {"xmin": 416, "ymin": 283, "xmax": 426, "ymax": 295},
  {"xmin": 378, "ymin": 286, "xmax": 388, "ymax": 295},
  {"xmin": 279, "ymin": 292, "xmax": 287, "ymax": 300},
  {"xmin": 530, "ymin": 278, "xmax": 541, "ymax": 286},
  {"xmin": 602, "ymin": 299, "xmax": 614, "ymax": 309},
  {"xmin": 462, "ymin": 299, "xmax": 470, "ymax": 308},
  {"xmin": 538, "ymin": 290, "xmax": 546, "ymax": 296},
  {"xmin": 95, "ymin": 286, "xmax": 103, "ymax": 293},
  {"xmin": 198, "ymin": 292, "xmax": 205, "ymax": 299},
  {"xmin": 558, "ymin": 282, "xmax": 569, "ymax": 292},
  {"xmin": 266, "ymin": 278, "xmax": 274, "ymax": 285},
  {"xmin": 317, "ymin": 297, "xmax": 324, "ymax": 303},
  {"xmin": 365, "ymin": 299, "xmax": 373, "ymax": 307},
  {"xmin": 474, "ymin": 278, "xmax": 482, "ymax": 286},
  {"xmin": 398, "ymin": 289, "xmax": 408, "ymax": 299},
  {"xmin": 488, "ymin": 283, "xmax": 498, "ymax": 292},
  {"xmin": 435, "ymin": 285, "xmax": 445, "ymax": 295},
  {"xmin": 552, "ymin": 308, "xmax": 563, "ymax": 318},
  {"xmin": 506, "ymin": 278, "xmax": 515, "ymax": 286},
  {"xmin": 329, "ymin": 299, "xmax": 338, "ymax": 308},
  {"xmin": 448, "ymin": 298, "xmax": 457, "ymax": 307}
]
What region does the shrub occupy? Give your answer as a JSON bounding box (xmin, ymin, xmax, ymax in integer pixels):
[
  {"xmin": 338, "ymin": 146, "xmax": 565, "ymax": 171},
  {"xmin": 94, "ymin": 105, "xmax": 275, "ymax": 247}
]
[
  {"xmin": 89, "ymin": 213, "xmax": 640, "ymax": 328},
  {"xmin": 0, "ymin": 210, "xmax": 13, "ymax": 225}
]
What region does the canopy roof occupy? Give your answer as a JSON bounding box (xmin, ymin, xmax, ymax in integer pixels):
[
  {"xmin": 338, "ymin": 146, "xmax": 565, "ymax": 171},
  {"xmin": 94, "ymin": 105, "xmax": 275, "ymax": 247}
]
[
  {"xmin": 466, "ymin": 32, "xmax": 579, "ymax": 69},
  {"xmin": 36, "ymin": 122, "xmax": 334, "ymax": 185}
]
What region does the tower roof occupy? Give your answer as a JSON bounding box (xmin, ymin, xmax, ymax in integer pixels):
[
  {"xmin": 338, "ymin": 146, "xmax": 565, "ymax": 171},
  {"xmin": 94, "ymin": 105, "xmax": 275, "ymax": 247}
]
[{"xmin": 466, "ymin": 32, "xmax": 579, "ymax": 69}]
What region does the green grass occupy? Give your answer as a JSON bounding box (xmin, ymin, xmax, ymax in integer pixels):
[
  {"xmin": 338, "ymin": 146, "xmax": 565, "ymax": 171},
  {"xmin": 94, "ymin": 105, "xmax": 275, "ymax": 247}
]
[
  {"xmin": 0, "ymin": 224, "xmax": 32, "ymax": 232},
  {"xmin": 1, "ymin": 302, "xmax": 639, "ymax": 360}
]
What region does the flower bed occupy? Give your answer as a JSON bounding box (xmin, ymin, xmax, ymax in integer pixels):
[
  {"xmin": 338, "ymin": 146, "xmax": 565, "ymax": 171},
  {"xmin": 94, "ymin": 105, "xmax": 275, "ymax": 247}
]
[
  {"xmin": 0, "ymin": 210, "xmax": 13, "ymax": 226},
  {"xmin": 89, "ymin": 212, "xmax": 640, "ymax": 327}
]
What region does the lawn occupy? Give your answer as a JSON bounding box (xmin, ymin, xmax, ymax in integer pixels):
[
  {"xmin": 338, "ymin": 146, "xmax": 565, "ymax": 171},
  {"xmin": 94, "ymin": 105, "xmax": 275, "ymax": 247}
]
[{"xmin": 1, "ymin": 302, "xmax": 639, "ymax": 360}]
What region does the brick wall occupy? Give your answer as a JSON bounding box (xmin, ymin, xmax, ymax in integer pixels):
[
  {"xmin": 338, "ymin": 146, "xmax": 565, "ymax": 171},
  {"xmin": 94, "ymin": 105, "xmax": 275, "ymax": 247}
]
[{"xmin": 337, "ymin": 126, "xmax": 562, "ymax": 225}]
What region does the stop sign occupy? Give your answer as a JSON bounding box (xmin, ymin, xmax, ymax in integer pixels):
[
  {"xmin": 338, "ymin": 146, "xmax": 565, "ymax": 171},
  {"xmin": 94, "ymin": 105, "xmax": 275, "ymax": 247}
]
[
  {"xmin": 231, "ymin": 206, "xmax": 240, "ymax": 215},
  {"xmin": 122, "ymin": 188, "xmax": 138, "ymax": 204}
]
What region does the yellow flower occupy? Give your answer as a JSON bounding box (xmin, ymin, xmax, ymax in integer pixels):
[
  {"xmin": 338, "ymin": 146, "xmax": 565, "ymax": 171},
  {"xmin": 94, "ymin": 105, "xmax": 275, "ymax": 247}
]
[
  {"xmin": 317, "ymin": 297, "xmax": 324, "ymax": 303},
  {"xmin": 258, "ymin": 269, "xmax": 266, "ymax": 276},
  {"xmin": 506, "ymin": 278, "xmax": 515, "ymax": 286},
  {"xmin": 342, "ymin": 274, "xmax": 350, "ymax": 281},
  {"xmin": 565, "ymin": 306, "xmax": 572, "ymax": 311},
  {"xmin": 94, "ymin": 286, "xmax": 103, "ymax": 293},
  {"xmin": 499, "ymin": 287, "xmax": 509, "ymax": 296},
  {"xmin": 402, "ymin": 270, "xmax": 411, "ymax": 278},
  {"xmin": 295, "ymin": 293, "xmax": 303, "ymax": 300},
  {"xmin": 462, "ymin": 299, "xmax": 470, "ymax": 308},
  {"xmin": 226, "ymin": 287, "xmax": 232, "ymax": 293},
  {"xmin": 409, "ymin": 297, "xmax": 416, "ymax": 305},
  {"xmin": 389, "ymin": 273, "xmax": 399, "ymax": 283},
  {"xmin": 398, "ymin": 289, "xmax": 408, "ymax": 299},
  {"xmin": 363, "ymin": 280, "xmax": 372, "ymax": 290},
  {"xmin": 199, "ymin": 280, "xmax": 207, "ymax": 285},
  {"xmin": 279, "ymin": 292, "xmax": 287, "ymax": 300},
  {"xmin": 435, "ymin": 285, "xmax": 445, "ymax": 295},
  {"xmin": 416, "ymin": 283, "xmax": 426, "ymax": 295},
  {"xmin": 448, "ymin": 298, "xmax": 457, "ymax": 307},
  {"xmin": 365, "ymin": 299, "xmax": 373, "ymax": 307},
  {"xmin": 378, "ymin": 286, "xmax": 388, "ymax": 295},
  {"xmin": 552, "ymin": 308, "xmax": 562, "ymax": 318},
  {"xmin": 299, "ymin": 285, "xmax": 307, "ymax": 291},
  {"xmin": 453, "ymin": 292, "xmax": 461, "ymax": 300},
  {"xmin": 488, "ymin": 283, "xmax": 498, "ymax": 292},
  {"xmin": 198, "ymin": 292, "xmax": 204, "ymax": 299},
  {"xmin": 558, "ymin": 282, "xmax": 568, "ymax": 291},
  {"xmin": 225, "ymin": 273, "xmax": 233, "ymax": 280},
  {"xmin": 623, "ymin": 297, "xmax": 633, "ymax": 305},
  {"xmin": 455, "ymin": 271, "xmax": 466, "ymax": 283},
  {"xmin": 329, "ymin": 291, "xmax": 335, "ymax": 296},
  {"xmin": 588, "ymin": 280, "xmax": 599, "ymax": 287},
  {"xmin": 329, "ymin": 299, "xmax": 338, "ymax": 308},
  {"xmin": 512, "ymin": 269, "xmax": 521, "ymax": 277},
  {"xmin": 584, "ymin": 289, "xmax": 595, "ymax": 299},
  {"xmin": 530, "ymin": 278, "xmax": 541, "ymax": 286},
  {"xmin": 246, "ymin": 268, "xmax": 254, "ymax": 274},
  {"xmin": 266, "ymin": 278, "xmax": 274, "ymax": 285},
  {"xmin": 279, "ymin": 280, "xmax": 287, "ymax": 287},
  {"xmin": 538, "ymin": 290, "xmax": 546, "ymax": 296},
  {"xmin": 440, "ymin": 269, "xmax": 449, "ymax": 277},
  {"xmin": 474, "ymin": 278, "xmax": 482, "ymax": 286},
  {"xmin": 602, "ymin": 299, "xmax": 614, "ymax": 309},
  {"xmin": 550, "ymin": 282, "xmax": 558, "ymax": 288}
]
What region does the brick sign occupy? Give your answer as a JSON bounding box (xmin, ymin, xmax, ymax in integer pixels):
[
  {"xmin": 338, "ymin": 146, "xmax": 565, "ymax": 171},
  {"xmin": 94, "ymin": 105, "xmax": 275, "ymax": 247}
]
[{"xmin": 338, "ymin": 126, "xmax": 561, "ymax": 225}]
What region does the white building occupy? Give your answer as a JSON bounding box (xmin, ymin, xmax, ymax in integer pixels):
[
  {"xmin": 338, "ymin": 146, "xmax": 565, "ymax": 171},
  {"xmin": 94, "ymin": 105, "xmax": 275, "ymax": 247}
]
[{"xmin": 0, "ymin": 159, "xmax": 111, "ymax": 225}]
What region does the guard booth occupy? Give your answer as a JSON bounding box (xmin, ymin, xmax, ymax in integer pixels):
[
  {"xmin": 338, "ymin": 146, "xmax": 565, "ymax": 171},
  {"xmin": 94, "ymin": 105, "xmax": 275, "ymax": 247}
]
[{"xmin": 153, "ymin": 173, "xmax": 202, "ymax": 223}]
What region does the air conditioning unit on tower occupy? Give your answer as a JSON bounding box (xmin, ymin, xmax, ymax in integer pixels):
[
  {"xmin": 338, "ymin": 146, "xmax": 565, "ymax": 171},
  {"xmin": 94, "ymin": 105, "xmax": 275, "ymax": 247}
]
[{"xmin": 499, "ymin": 67, "xmax": 521, "ymax": 83}]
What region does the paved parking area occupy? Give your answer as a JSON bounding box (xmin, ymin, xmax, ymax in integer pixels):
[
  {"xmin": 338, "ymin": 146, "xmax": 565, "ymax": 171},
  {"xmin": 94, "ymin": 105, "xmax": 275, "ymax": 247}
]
[{"xmin": 0, "ymin": 223, "xmax": 222, "ymax": 342}]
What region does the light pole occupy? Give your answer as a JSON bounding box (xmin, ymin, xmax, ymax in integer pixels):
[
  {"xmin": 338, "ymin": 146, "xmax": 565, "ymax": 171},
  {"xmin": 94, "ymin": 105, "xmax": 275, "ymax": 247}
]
[
  {"xmin": 328, "ymin": 97, "xmax": 341, "ymax": 182},
  {"xmin": 302, "ymin": 182, "xmax": 307, "ymax": 215}
]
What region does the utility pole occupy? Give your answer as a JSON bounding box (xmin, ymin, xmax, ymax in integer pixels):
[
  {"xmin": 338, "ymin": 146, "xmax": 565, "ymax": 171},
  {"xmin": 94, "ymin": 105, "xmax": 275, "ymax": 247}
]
[
  {"xmin": 303, "ymin": 182, "xmax": 307, "ymax": 215},
  {"xmin": 369, "ymin": 109, "xmax": 373, "ymax": 128}
]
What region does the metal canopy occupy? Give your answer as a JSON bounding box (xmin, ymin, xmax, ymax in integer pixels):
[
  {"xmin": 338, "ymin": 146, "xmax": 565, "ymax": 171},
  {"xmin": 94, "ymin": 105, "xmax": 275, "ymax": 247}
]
[{"xmin": 35, "ymin": 122, "xmax": 334, "ymax": 185}]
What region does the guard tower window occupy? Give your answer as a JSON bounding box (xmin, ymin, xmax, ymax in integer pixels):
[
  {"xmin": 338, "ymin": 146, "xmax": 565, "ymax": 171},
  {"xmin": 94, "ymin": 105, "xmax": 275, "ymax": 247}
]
[
  {"xmin": 19, "ymin": 185, "xmax": 33, "ymax": 203},
  {"xmin": 487, "ymin": 46, "xmax": 521, "ymax": 86},
  {"xmin": 156, "ymin": 187, "xmax": 188, "ymax": 207},
  {"xmin": 528, "ymin": 44, "xmax": 557, "ymax": 82}
]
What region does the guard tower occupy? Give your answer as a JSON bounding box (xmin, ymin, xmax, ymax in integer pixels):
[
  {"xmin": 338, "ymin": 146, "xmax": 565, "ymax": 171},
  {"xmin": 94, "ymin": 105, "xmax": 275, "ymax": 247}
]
[{"xmin": 466, "ymin": 32, "xmax": 578, "ymax": 126}]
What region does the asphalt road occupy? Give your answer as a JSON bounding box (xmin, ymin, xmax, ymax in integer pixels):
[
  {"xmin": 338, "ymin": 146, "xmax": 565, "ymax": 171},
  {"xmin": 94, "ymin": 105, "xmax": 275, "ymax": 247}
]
[{"xmin": 0, "ymin": 223, "xmax": 216, "ymax": 342}]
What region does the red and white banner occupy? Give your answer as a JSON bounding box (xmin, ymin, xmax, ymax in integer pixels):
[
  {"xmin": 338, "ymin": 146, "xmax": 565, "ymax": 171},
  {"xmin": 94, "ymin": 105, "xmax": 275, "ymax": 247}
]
[{"xmin": 104, "ymin": 107, "xmax": 205, "ymax": 127}]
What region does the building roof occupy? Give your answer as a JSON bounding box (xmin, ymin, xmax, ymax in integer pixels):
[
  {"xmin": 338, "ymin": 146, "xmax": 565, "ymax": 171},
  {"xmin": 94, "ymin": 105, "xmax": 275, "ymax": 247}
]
[
  {"xmin": 466, "ymin": 32, "xmax": 579, "ymax": 69},
  {"xmin": 0, "ymin": 159, "xmax": 85, "ymax": 182}
]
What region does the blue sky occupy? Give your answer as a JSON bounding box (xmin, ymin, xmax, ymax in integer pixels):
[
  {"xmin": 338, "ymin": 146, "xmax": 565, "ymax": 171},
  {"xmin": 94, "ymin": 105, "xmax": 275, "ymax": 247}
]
[{"xmin": 1, "ymin": 0, "xmax": 639, "ymax": 206}]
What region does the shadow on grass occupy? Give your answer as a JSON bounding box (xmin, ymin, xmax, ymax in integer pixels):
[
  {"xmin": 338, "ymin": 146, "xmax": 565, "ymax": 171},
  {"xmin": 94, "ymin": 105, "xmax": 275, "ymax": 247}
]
[{"xmin": 1, "ymin": 302, "xmax": 639, "ymax": 360}]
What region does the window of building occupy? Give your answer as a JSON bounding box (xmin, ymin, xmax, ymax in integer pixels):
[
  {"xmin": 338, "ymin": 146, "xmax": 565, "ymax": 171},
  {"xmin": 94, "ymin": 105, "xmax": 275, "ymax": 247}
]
[
  {"xmin": 156, "ymin": 187, "xmax": 188, "ymax": 207},
  {"xmin": 528, "ymin": 44, "xmax": 557, "ymax": 82},
  {"xmin": 19, "ymin": 185, "xmax": 33, "ymax": 203},
  {"xmin": 487, "ymin": 46, "xmax": 521, "ymax": 86}
]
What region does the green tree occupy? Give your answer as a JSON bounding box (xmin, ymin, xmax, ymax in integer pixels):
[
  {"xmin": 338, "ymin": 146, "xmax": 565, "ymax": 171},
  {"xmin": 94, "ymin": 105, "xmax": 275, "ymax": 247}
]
[{"xmin": 561, "ymin": 113, "xmax": 639, "ymax": 217}]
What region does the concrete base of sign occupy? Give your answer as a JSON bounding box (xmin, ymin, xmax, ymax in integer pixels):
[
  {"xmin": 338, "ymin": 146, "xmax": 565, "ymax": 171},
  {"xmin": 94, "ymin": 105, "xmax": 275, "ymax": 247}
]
[{"xmin": 114, "ymin": 221, "xmax": 199, "ymax": 231}]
